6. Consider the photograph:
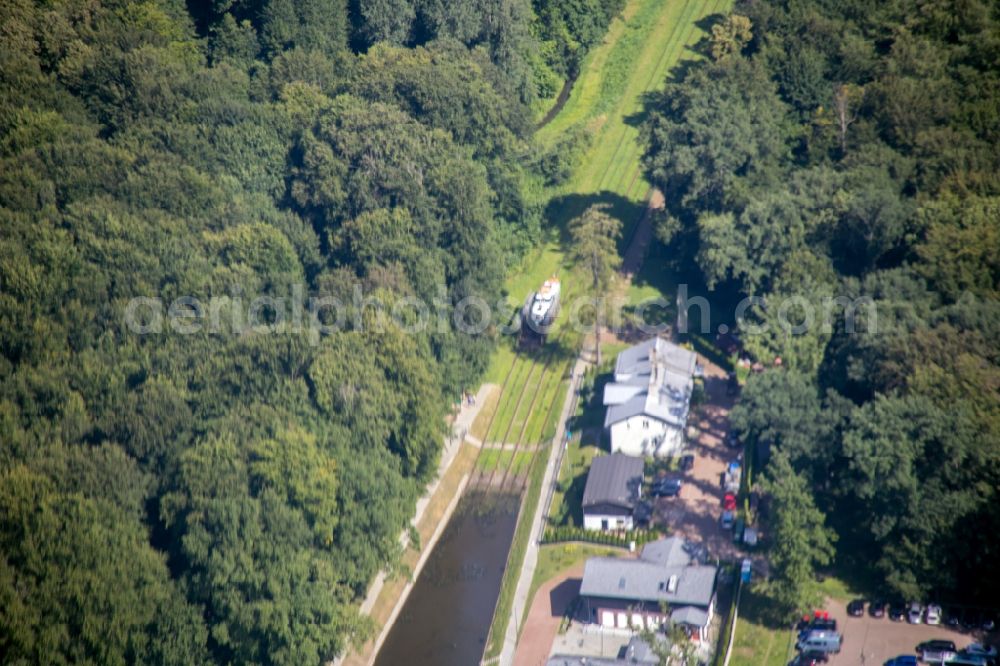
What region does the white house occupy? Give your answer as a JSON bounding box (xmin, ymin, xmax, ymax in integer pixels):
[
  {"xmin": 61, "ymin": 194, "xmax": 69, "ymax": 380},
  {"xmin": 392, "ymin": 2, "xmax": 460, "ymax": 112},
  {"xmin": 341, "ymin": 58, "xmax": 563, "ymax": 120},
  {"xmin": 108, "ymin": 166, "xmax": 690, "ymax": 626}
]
[
  {"xmin": 603, "ymin": 337, "xmax": 697, "ymax": 458},
  {"xmin": 581, "ymin": 453, "xmax": 644, "ymax": 531}
]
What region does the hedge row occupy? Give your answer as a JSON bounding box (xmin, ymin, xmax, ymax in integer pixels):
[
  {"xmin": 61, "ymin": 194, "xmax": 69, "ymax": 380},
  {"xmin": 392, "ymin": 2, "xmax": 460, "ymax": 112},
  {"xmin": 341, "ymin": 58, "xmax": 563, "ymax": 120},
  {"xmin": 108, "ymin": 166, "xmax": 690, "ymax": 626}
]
[{"xmin": 542, "ymin": 525, "xmax": 664, "ymax": 547}]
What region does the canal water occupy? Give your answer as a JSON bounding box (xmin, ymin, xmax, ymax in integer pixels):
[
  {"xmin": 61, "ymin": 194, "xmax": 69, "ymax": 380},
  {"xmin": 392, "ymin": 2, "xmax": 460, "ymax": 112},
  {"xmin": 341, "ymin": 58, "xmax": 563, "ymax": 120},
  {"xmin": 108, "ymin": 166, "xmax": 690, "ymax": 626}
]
[{"xmin": 374, "ymin": 490, "xmax": 521, "ymax": 666}]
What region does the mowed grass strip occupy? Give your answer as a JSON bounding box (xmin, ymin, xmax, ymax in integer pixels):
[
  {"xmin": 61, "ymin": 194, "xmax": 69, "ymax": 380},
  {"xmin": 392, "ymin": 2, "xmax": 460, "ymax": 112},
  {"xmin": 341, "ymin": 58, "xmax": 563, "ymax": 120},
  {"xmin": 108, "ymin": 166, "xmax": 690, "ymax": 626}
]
[
  {"xmin": 506, "ymin": 362, "xmax": 548, "ymax": 442},
  {"xmin": 536, "ymin": 0, "xmax": 651, "ymax": 144},
  {"xmin": 611, "ymin": 0, "xmax": 730, "ymax": 202},
  {"xmin": 510, "ymin": 450, "xmax": 536, "ymax": 477},
  {"xmin": 598, "ymin": 0, "xmax": 705, "ymax": 195},
  {"xmin": 486, "ymin": 357, "xmax": 533, "ymax": 441},
  {"xmin": 493, "ymin": 356, "xmax": 541, "ymax": 442},
  {"xmin": 522, "ymin": 363, "xmax": 568, "ymax": 444},
  {"xmin": 584, "ymin": 0, "xmax": 693, "ymax": 194},
  {"xmin": 476, "ymin": 445, "xmax": 497, "ymax": 471},
  {"xmin": 539, "ymin": 378, "xmax": 571, "ymax": 443}
]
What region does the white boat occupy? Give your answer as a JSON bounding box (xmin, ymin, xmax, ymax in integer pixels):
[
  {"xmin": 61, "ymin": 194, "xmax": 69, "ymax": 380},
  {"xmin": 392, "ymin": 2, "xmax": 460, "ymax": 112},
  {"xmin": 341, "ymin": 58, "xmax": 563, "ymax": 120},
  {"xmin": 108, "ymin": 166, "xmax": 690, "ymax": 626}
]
[{"xmin": 527, "ymin": 278, "xmax": 560, "ymax": 329}]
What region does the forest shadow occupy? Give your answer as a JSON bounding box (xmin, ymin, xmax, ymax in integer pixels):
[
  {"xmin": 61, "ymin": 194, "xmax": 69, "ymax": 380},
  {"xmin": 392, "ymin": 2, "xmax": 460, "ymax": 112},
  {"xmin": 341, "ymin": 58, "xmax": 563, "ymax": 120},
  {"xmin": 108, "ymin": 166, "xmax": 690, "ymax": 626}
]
[
  {"xmin": 622, "ymin": 56, "xmax": 703, "ymax": 129},
  {"xmin": 546, "ymin": 190, "xmax": 647, "ymax": 251}
]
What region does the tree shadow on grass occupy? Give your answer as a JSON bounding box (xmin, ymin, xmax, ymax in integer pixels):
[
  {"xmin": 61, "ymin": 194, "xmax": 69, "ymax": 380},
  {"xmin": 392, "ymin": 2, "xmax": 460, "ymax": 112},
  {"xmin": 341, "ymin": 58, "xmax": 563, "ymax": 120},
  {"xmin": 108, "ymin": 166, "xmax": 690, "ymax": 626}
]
[
  {"xmin": 546, "ymin": 190, "xmax": 648, "ymax": 254},
  {"xmin": 740, "ymin": 585, "xmax": 796, "ymax": 631}
]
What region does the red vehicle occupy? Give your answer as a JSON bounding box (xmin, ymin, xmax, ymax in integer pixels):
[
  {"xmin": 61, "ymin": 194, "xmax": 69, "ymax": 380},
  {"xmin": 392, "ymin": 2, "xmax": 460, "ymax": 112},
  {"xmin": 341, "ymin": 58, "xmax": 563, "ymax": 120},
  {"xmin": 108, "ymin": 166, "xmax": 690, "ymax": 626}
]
[{"xmin": 723, "ymin": 493, "xmax": 737, "ymax": 511}]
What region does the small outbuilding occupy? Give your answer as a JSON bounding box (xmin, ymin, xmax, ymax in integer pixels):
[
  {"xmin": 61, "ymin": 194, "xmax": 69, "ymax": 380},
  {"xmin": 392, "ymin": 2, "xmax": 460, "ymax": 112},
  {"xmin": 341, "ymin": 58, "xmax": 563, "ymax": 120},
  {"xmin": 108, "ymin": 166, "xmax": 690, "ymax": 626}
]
[{"xmin": 581, "ymin": 453, "xmax": 644, "ymax": 531}]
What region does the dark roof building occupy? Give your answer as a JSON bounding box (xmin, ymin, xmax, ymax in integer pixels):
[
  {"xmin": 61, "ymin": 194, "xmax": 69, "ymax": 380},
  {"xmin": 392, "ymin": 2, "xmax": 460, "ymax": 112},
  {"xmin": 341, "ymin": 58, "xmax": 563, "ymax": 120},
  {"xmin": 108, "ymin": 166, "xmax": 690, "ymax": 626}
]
[
  {"xmin": 582, "ymin": 453, "xmax": 644, "ymax": 511},
  {"xmin": 581, "ymin": 453, "xmax": 645, "ymax": 531}
]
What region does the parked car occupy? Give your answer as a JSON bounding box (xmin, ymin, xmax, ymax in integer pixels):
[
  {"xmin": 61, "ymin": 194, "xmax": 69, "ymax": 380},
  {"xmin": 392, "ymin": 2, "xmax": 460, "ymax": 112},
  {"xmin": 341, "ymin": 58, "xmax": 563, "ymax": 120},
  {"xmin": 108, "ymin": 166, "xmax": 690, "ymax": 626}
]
[
  {"xmin": 869, "ymin": 600, "xmax": 887, "ymax": 618},
  {"xmin": 963, "ymin": 643, "xmax": 999, "ymax": 658},
  {"xmin": 651, "ymin": 477, "xmax": 682, "ymax": 497},
  {"xmin": 720, "ymin": 510, "xmax": 735, "ymax": 529},
  {"xmin": 916, "ymin": 639, "xmax": 956, "ymax": 662},
  {"xmin": 908, "ymin": 602, "xmax": 924, "ymax": 624},
  {"xmin": 982, "ymin": 615, "xmax": 996, "ymax": 632},
  {"xmin": 723, "ymin": 493, "xmax": 737, "ymax": 511},
  {"xmin": 796, "ymin": 630, "xmax": 841, "ymax": 655},
  {"xmin": 944, "ymin": 608, "xmax": 961, "ymax": 628},
  {"xmin": 679, "ymin": 454, "xmax": 694, "ymax": 472},
  {"xmin": 926, "ymin": 603, "xmax": 942, "ymax": 625},
  {"xmin": 889, "ymin": 602, "xmax": 906, "ymax": 621},
  {"xmin": 848, "ymin": 599, "xmax": 865, "ymax": 617},
  {"xmin": 799, "ymin": 617, "xmax": 836, "ymax": 639},
  {"xmin": 792, "ymin": 651, "xmax": 829, "ymax": 665},
  {"xmin": 948, "ymin": 654, "xmax": 991, "ymax": 666},
  {"xmin": 725, "ymin": 431, "xmax": 741, "ymax": 448},
  {"xmin": 883, "ymin": 657, "xmax": 918, "ymax": 666}
]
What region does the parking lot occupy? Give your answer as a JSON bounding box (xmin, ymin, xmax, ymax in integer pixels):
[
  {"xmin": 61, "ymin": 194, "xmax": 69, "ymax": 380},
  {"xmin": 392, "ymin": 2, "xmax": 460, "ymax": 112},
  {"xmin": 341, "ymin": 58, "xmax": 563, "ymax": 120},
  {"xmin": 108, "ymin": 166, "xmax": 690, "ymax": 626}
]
[{"xmin": 822, "ymin": 598, "xmax": 990, "ymax": 665}]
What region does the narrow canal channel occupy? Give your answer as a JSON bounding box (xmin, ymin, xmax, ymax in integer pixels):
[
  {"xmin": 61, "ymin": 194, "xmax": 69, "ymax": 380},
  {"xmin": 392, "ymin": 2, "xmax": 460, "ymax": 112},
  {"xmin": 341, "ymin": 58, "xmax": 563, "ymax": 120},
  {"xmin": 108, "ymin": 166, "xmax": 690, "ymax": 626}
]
[{"xmin": 373, "ymin": 490, "xmax": 521, "ymax": 666}]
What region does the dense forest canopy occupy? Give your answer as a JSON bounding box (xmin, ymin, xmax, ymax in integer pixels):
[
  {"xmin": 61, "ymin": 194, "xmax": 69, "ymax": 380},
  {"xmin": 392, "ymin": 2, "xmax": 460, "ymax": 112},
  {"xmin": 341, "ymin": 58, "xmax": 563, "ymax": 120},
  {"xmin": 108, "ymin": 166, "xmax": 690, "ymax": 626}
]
[
  {"xmin": 643, "ymin": 0, "xmax": 1000, "ymax": 612},
  {"xmin": 0, "ymin": 0, "xmax": 625, "ymax": 663}
]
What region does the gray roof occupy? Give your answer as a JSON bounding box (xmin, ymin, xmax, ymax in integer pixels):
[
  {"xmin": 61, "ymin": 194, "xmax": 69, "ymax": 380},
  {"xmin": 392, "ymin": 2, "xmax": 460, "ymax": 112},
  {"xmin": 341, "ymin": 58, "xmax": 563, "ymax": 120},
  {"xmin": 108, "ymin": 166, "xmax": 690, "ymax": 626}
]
[
  {"xmin": 614, "ymin": 337, "xmax": 697, "ymax": 382},
  {"xmin": 670, "ymin": 605, "xmax": 710, "ymax": 628},
  {"xmin": 603, "ymin": 386, "xmax": 691, "ymax": 429},
  {"xmin": 547, "ymin": 637, "xmax": 667, "ymax": 666},
  {"xmin": 579, "ymin": 556, "xmax": 716, "ymax": 608},
  {"xmin": 639, "ymin": 536, "xmax": 696, "ymax": 567},
  {"xmin": 603, "ymin": 338, "xmax": 695, "ymax": 429},
  {"xmin": 582, "ymin": 454, "xmax": 644, "ymax": 510}
]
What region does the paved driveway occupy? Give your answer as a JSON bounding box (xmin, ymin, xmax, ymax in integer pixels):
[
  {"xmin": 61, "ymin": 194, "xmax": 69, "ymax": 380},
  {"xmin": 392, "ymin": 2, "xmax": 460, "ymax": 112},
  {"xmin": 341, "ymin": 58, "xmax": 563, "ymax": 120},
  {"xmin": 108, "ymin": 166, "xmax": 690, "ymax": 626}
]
[
  {"xmin": 654, "ymin": 356, "xmax": 742, "ymax": 560},
  {"xmin": 824, "ymin": 598, "xmax": 985, "ymax": 666},
  {"xmin": 513, "ymin": 565, "xmax": 585, "ymax": 666}
]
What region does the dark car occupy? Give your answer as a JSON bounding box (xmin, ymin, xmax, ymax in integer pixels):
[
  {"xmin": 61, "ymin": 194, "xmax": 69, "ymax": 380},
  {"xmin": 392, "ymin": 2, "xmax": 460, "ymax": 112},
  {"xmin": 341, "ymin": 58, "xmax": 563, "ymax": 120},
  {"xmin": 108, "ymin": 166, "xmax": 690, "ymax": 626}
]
[
  {"xmin": 848, "ymin": 599, "xmax": 865, "ymax": 617},
  {"xmin": 869, "ymin": 600, "xmax": 887, "ymax": 618},
  {"xmin": 917, "ymin": 640, "xmax": 957, "ymax": 662},
  {"xmin": 798, "ymin": 617, "xmax": 836, "ymax": 639},
  {"xmin": 883, "ymin": 657, "xmax": 918, "ymax": 666},
  {"xmin": 811, "ymin": 618, "xmax": 837, "ymax": 632},
  {"xmin": 944, "ymin": 608, "xmax": 961, "ymax": 628},
  {"xmin": 725, "ymin": 431, "xmax": 741, "ymax": 448},
  {"xmin": 791, "ymin": 652, "xmax": 828, "ymax": 665},
  {"xmin": 889, "ymin": 602, "xmax": 906, "ymax": 621},
  {"xmin": 651, "ymin": 477, "xmax": 682, "ymax": 497},
  {"xmin": 679, "ymin": 454, "xmax": 695, "ymax": 472},
  {"xmin": 917, "ymin": 640, "xmax": 957, "ymax": 653}
]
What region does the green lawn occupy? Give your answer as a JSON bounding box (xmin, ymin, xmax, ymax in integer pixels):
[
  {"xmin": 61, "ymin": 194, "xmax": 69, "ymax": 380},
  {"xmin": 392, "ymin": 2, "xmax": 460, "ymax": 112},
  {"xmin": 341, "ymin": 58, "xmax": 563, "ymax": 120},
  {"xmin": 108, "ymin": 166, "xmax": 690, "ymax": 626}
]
[
  {"xmin": 729, "ymin": 587, "xmax": 796, "ymax": 666},
  {"xmin": 547, "ymin": 435, "xmax": 604, "ymax": 528},
  {"xmin": 520, "ymin": 542, "xmax": 626, "ymax": 635}
]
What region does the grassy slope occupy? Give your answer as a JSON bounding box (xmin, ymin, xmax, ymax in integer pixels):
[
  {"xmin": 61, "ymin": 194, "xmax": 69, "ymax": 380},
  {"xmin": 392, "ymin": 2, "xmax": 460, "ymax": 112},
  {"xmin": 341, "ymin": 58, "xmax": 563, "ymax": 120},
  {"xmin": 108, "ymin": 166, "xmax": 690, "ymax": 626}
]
[{"xmin": 481, "ymin": 0, "xmax": 730, "ymax": 658}]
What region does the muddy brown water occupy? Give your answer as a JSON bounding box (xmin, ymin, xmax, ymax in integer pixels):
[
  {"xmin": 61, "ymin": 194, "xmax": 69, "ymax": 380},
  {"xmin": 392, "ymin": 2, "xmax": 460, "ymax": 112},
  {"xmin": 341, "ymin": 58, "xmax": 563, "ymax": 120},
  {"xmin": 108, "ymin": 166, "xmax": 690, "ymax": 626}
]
[{"xmin": 373, "ymin": 490, "xmax": 521, "ymax": 666}]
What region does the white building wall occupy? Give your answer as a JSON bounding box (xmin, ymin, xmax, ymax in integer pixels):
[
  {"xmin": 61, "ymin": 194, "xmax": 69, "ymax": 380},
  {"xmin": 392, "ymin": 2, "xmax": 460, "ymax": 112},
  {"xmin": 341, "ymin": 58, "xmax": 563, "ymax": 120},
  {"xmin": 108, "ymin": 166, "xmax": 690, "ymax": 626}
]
[
  {"xmin": 609, "ymin": 417, "xmax": 684, "ymax": 458},
  {"xmin": 583, "ymin": 512, "xmax": 634, "ymax": 531}
]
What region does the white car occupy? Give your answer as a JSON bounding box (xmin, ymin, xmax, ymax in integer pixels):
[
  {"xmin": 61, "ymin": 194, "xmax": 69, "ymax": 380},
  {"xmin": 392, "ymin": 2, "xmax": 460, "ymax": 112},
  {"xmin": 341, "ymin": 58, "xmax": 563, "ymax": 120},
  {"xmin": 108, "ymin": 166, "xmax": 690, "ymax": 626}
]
[
  {"xmin": 926, "ymin": 603, "xmax": 942, "ymax": 625},
  {"xmin": 908, "ymin": 602, "xmax": 923, "ymax": 624},
  {"xmin": 964, "ymin": 643, "xmax": 999, "ymax": 658}
]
